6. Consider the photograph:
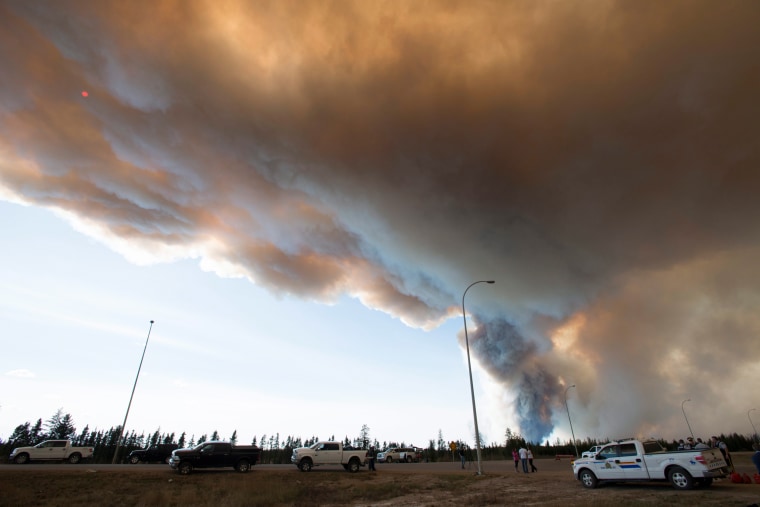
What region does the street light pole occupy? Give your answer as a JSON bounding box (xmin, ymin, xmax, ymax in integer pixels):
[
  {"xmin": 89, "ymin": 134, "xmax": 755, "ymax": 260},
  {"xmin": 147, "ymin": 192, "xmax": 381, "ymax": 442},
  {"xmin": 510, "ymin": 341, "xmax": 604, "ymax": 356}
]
[
  {"xmin": 112, "ymin": 320, "xmax": 155, "ymax": 464},
  {"xmin": 462, "ymin": 280, "xmax": 494, "ymax": 476},
  {"xmin": 749, "ymin": 408, "xmax": 758, "ymax": 442},
  {"xmin": 564, "ymin": 384, "xmax": 579, "ymax": 457},
  {"xmin": 681, "ymin": 399, "xmax": 694, "ymax": 441}
]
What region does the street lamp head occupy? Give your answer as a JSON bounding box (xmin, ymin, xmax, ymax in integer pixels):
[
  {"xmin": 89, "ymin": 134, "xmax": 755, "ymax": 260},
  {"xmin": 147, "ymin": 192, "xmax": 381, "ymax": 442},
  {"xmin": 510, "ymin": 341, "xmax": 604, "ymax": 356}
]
[
  {"xmin": 150, "ymin": 320, "xmax": 155, "ymax": 324},
  {"xmin": 570, "ymin": 384, "xmax": 576, "ymax": 388},
  {"xmin": 486, "ymin": 280, "xmax": 495, "ymax": 284}
]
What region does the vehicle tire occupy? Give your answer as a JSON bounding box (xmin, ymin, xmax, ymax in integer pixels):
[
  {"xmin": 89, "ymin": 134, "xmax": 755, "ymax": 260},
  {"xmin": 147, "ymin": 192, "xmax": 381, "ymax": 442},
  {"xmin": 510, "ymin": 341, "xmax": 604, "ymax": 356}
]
[
  {"xmin": 164, "ymin": 456, "xmax": 172, "ymax": 464},
  {"xmin": 14, "ymin": 453, "xmax": 30, "ymax": 464},
  {"xmin": 68, "ymin": 453, "xmax": 82, "ymax": 464},
  {"xmin": 405, "ymin": 455, "xmax": 412, "ymax": 463},
  {"xmin": 299, "ymin": 458, "xmax": 313, "ymax": 472},
  {"xmin": 578, "ymin": 469, "xmax": 598, "ymax": 489},
  {"xmin": 386, "ymin": 456, "xmax": 392, "ymax": 463},
  {"xmin": 178, "ymin": 462, "xmax": 193, "ymax": 475},
  {"xmin": 348, "ymin": 458, "xmax": 361, "ymax": 473},
  {"xmin": 668, "ymin": 466, "xmax": 694, "ymax": 490},
  {"xmin": 236, "ymin": 459, "xmax": 251, "ymax": 473},
  {"xmin": 129, "ymin": 455, "xmax": 140, "ymax": 464}
]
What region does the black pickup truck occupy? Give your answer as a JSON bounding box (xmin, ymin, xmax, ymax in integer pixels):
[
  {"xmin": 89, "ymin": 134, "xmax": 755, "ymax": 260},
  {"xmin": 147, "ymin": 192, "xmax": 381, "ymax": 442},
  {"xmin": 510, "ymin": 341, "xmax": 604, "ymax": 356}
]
[
  {"xmin": 169, "ymin": 441, "xmax": 261, "ymax": 474},
  {"xmin": 128, "ymin": 444, "xmax": 179, "ymax": 464}
]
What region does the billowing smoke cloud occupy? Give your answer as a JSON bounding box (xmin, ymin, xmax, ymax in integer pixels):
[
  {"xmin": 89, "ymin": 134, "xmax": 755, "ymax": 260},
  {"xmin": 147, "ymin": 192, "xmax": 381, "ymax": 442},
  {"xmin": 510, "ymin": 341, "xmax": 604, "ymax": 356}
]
[{"xmin": 2, "ymin": 0, "xmax": 760, "ymax": 442}]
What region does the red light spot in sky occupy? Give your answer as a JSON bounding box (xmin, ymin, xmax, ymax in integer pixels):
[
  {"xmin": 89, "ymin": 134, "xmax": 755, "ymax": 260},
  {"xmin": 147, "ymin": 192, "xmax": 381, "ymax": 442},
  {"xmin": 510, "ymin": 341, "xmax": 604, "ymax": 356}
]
[{"xmin": 81, "ymin": 91, "xmax": 89, "ymax": 97}]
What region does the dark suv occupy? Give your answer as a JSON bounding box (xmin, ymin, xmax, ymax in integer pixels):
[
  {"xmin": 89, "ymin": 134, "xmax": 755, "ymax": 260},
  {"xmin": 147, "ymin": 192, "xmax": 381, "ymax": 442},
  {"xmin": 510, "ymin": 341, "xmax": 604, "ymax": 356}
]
[{"xmin": 128, "ymin": 444, "xmax": 179, "ymax": 464}]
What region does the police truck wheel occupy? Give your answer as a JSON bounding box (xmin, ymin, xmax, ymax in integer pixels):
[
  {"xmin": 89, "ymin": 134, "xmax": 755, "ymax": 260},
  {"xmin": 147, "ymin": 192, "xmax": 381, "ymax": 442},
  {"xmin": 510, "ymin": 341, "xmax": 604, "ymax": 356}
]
[
  {"xmin": 668, "ymin": 466, "xmax": 694, "ymax": 490},
  {"xmin": 386, "ymin": 456, "xmax": 392, "ymax": 463},
  {"xmin": 68, "ymin": 453, "xmax": 82, "ymax": 464},
  {"xmin": 348, "ymin": 458, "xmax": 361, "ymax": 473},
  {"xmin": 578, "ymin": 469, "xmax": 598, "ymax": 489},
  {"xmin": 299, "ymin": 459, "xmax": 312, "ymax": 472}
]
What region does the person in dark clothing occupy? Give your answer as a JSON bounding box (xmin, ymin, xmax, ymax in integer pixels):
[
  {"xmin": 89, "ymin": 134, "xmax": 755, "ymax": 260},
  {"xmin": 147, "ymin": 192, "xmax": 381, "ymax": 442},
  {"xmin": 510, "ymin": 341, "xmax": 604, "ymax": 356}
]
[{"xmin": 368, "ymin": 446, "xmax": 376, "ymax": 471}]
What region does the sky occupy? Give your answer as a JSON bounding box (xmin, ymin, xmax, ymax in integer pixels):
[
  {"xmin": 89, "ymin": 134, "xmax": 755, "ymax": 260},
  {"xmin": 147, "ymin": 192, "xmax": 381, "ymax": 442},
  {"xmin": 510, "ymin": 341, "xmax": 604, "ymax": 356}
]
[{"xmin": 1, "ymin": 0, "xmax": 760, "ymax": 449}]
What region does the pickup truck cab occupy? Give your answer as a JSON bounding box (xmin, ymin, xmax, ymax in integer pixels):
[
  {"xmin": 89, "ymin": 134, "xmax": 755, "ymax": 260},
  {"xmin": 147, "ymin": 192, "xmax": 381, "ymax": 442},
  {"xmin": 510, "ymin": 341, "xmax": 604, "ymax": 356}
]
[
  {"xmin": 169, "ymin": 441, "xmax": 261, "ymax": 474},
  {"xmin": 9, "ymin": 440, "xmax": 94, "ymax": 464},
  {"xmin": 572, "ymin": 439, "xmax": 729, "ymax": 490},
  {"xmin": 291, "ymin": 441, "xmax": 367, "ymax": 472}
]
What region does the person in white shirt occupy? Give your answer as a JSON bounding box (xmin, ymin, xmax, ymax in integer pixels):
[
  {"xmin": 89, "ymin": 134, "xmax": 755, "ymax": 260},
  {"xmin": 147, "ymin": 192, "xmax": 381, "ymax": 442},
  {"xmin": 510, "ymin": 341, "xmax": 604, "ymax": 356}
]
[
  {"xmin": 527, "ymin": 448, "xmax": 537, "ymax": 472},
  {"xmin": 518, "ymin": 446, "xmax": 528, "ymax": 473}
]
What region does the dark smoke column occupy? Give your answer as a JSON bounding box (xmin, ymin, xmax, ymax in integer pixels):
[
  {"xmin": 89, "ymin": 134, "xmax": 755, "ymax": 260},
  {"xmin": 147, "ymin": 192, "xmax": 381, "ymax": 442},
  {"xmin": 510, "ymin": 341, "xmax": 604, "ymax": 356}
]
[{"xmin": 462, "ymin": 280, "xmax": 495, "ymax": 476}]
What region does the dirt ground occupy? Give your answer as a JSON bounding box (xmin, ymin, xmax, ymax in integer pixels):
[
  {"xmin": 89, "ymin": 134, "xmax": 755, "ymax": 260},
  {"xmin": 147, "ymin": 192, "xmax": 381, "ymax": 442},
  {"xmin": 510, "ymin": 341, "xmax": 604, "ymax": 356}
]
[{"xmin": 347, "ymin": 452, "xmax": 760, "ymax": 506}]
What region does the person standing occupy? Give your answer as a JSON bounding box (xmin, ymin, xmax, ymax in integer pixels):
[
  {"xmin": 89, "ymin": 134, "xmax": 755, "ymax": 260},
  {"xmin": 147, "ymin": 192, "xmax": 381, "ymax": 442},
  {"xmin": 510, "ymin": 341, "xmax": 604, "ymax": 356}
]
[
  {"xmin": 527, "ymin": 448, "xmax": 537, "ymax": 472},
  {"xmin": 368, "ymin": 446, "xmax": 376, "ymax": 471},
  {"xmin": 519, "ymin": 446, "xmax": 529, "ymax": 473},
  {"xmin": 512, "ymin": 448, "xmax": 519, "ymax": 472},
  {"xmin": 711, "ymin": 436, "xmax": 733, "ymax": 470},
  {"xmin": 459, "ymin": 446, "xmax": 466, "ymax": 469}
]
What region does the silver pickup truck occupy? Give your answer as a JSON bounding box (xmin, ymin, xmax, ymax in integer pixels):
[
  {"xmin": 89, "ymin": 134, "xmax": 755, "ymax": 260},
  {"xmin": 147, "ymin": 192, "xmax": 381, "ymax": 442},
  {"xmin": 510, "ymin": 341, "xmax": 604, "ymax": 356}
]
[
  {"xmin": 10, "ymin": 439, "xmax": 94, "ymax": 464},
  {"xmin": 291, "ymin": 441, "xmax": 367, "ymax": 472}
]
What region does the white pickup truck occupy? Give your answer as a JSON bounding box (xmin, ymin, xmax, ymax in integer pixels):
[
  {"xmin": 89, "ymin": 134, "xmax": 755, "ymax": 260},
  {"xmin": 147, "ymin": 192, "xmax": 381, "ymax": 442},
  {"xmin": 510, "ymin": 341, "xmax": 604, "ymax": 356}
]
[
  {"xmin": 290, "ymin": 441, "xmax": 367, "ymax": 472},
  {"xmin": 377, "ymin": 447, "xmax": 422, "ymax": 463},
  {"xmin": 581, "ymin": 445, "xmax": 604, "ymax": 458},
  {"xmin": 572, "ymin": 439, "xmax": 729, "ymax": 490},
  {"xmin": 10, "ymin": 439, "xmax": 94, "ymax": 464}
]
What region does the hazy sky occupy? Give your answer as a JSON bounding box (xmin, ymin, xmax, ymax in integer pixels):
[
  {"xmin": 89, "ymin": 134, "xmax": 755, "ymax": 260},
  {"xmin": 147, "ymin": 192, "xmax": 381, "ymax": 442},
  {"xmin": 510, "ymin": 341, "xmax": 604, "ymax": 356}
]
[{"xmin": 2, "ymin": 0, "xmax": 760, "ymax": 447}]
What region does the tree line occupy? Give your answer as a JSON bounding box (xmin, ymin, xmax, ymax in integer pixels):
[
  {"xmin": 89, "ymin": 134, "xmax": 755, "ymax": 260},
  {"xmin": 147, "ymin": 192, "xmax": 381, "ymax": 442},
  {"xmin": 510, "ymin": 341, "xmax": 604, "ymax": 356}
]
[{"xmin": 2, "ymin": 409, "xmax": 757, "ymax": 464}]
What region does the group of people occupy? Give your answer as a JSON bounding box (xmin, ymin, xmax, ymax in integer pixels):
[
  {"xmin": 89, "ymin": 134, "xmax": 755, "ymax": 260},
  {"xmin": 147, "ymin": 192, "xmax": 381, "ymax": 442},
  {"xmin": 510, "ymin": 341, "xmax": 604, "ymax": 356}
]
[
  {"xmin": 677, "ymin": 436, "xmax": 710, "ymax": 450},
  {"xmin": 678, "ymin": 435, "xmax": 733, "ymax": 469},
  {"xmin": 511, "ymin": 446, "xmax": 537, "ymax": 473}
]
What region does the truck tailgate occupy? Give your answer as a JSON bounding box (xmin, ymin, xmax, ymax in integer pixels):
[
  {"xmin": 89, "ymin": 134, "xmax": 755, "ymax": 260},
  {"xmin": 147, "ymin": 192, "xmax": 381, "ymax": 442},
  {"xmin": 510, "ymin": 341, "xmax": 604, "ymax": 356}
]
[{"xmin": 699, "ymin": 448, "xmax": 727, "ymax": 470}]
